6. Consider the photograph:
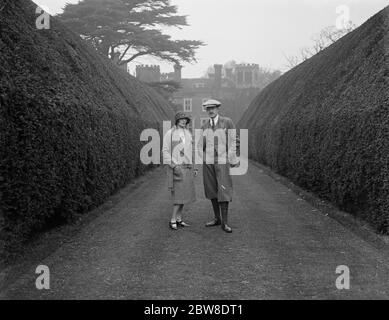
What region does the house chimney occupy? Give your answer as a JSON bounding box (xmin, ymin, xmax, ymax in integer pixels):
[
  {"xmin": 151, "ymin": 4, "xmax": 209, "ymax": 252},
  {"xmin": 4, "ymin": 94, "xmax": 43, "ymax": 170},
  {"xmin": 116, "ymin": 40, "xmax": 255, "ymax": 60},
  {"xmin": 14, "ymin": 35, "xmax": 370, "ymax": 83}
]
[
  {"xmin": 174, "ymin": 64, "xmax": 182, "ymax": 82},
  {"xmin": 214, "ymin": 64, "xmax": 222, "ymax": 90}
]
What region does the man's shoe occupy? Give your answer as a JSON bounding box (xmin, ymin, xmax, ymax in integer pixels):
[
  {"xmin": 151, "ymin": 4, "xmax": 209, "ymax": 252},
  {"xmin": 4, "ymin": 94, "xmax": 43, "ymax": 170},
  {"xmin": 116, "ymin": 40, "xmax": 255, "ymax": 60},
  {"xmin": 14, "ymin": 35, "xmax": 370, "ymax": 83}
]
[
  {"xmin": 177, "ymin": 220, "xmax": 190, "ymax": 227},
  {"xmin": 221, "ymin": 224, "xmax": 232, "ymax": 233},
  {"xmin": 205, "ymin": 219, "xmax": 221, "ymax": 227}
]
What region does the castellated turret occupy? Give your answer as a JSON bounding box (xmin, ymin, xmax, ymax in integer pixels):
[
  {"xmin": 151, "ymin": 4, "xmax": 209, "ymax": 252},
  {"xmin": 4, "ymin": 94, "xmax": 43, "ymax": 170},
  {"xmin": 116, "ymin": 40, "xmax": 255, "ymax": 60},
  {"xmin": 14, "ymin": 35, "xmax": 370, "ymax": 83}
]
[
  {"xmin": 234, "ymin": 63, "xmax": 260, "ymax": 88},
  {"xmin": 135, "ymin": 65, "xmax": 161, "ymax": 83}
]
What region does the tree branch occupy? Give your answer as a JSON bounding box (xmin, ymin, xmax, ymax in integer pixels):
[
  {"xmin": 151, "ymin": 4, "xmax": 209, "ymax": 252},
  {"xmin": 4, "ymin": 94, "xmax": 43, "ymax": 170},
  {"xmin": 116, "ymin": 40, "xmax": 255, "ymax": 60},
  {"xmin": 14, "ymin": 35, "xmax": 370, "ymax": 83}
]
[
  {"xmin": 121, "ymin": 51, "xmax": 152, "ymax": 64},
  {"xmin": 119, "ymin": 45, "xmax": 132, "ymax": 62}
]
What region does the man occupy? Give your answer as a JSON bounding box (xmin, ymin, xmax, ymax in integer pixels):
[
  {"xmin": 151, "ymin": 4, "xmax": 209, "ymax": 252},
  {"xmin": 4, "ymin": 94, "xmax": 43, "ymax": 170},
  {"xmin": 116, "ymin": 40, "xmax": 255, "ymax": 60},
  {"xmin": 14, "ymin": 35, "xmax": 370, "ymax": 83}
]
[{"xmin": 199, "ymin": 99, "xmax": 239, "ymax": 233}]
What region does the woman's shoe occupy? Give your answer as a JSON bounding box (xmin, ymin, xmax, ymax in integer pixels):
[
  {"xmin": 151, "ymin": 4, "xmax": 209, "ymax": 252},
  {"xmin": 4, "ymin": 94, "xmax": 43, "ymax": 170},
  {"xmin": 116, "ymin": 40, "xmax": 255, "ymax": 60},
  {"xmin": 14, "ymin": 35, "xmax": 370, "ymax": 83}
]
[
  {"xmin": 169, "ymin": 221, "xmax": 178, "ymax": 230},
  {"xmin": 177, "ymin": 220, "xmax": 190, "ymax": 227}
]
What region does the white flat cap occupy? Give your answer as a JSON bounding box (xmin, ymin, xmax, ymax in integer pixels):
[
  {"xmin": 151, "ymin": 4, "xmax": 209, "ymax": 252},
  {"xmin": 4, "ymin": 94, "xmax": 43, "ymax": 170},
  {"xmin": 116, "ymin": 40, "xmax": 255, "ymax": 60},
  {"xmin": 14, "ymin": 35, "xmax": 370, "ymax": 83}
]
[{"xmin": 202, "ymin": 99, "xmax": 221, "ymax": 108}]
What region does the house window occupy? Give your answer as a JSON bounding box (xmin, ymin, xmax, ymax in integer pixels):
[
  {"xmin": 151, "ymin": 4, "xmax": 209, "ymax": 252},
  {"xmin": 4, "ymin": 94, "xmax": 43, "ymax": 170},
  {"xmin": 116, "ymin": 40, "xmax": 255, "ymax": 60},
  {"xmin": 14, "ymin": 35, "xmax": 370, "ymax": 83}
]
[{"xmin": 183, "ymin": 98, "xmax": 192, "ymax": 112}]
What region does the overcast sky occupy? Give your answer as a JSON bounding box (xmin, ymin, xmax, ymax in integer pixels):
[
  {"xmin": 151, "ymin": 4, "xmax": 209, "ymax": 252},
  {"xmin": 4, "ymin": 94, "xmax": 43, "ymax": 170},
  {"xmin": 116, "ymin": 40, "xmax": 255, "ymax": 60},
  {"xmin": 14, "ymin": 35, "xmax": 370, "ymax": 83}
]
[{"xmin": 33, "ymin": 0, "xmax": 388, "ymax": 78}]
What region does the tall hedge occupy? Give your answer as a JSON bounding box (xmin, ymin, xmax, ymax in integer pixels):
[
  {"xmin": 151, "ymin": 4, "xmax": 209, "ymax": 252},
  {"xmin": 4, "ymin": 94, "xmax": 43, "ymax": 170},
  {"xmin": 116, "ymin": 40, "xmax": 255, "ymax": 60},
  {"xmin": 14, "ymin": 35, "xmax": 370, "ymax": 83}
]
[
  {"xmin": 238, "ymin": 7, "xmax": 389, "ymax": 233},
  {"xmin": 0, "ymin": 0, "xmax": 174, "ymax": 248}
]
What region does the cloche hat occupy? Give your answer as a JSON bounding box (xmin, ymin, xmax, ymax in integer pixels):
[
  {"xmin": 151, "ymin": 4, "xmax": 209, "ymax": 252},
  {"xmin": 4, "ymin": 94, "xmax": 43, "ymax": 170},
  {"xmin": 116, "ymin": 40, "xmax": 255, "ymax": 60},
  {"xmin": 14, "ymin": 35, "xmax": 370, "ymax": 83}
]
[{"xmin": 175, "ymin": 111, "xmax": 191, "ymax": 125}]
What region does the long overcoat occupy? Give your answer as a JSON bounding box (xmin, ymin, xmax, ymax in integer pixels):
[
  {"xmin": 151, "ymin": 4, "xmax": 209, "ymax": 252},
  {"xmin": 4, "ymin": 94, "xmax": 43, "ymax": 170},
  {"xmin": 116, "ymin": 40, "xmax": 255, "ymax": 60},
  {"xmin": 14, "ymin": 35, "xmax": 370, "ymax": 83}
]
[{"xmin": 200, "ymin": 116, "xmax": 238, "ymax": 202}]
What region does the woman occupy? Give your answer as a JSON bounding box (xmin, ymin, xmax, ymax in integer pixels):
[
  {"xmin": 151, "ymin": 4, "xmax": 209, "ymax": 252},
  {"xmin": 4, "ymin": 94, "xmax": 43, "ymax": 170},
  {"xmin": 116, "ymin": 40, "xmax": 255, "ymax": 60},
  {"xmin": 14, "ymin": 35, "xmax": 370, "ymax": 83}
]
[{"xmin": 162, "ymin": 112, "xmax": 198, "ymax": 230}]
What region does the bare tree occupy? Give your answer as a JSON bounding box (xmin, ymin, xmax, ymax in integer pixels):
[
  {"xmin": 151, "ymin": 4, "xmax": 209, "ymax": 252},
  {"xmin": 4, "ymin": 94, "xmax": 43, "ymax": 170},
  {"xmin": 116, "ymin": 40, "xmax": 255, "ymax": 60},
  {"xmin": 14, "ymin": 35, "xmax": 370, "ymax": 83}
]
[
  {"xmin": 283, "ymin": 54, "xmax": 300, "ymax": 69},
  {"xmin": 284, "ymin": 22, "xmax": 356, "ymax": 70}
]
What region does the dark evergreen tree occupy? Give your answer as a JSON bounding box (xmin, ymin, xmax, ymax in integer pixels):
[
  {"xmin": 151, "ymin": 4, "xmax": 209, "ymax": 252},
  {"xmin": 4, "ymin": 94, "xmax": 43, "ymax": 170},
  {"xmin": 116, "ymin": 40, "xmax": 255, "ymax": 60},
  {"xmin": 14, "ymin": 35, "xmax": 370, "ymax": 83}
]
[{"xmin": 58, "ymin": 0, "xmax": 204, "ymax": 66}]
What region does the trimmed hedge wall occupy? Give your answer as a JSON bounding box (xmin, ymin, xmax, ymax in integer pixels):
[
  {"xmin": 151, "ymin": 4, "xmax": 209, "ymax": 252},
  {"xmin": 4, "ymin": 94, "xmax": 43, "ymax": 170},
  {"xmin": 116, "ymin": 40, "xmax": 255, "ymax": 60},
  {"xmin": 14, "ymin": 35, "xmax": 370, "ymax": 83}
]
[
  {"xmin": 0, "ymin": 0, "xmax": 174, "ymax": 249},
  {"xmin": 238, "ymin": 7, "xmax": 389, "ymax": 233}
]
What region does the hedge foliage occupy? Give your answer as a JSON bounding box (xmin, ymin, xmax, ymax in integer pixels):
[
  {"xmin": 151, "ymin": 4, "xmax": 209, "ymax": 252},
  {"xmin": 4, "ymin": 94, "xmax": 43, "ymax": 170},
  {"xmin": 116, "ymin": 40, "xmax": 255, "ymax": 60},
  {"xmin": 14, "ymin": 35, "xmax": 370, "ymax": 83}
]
[
  {"xmin": 0, "ymin": 0, "xmax": 174, "ymax": 249},
  {"xmin": 238, "ymin": 7, "xmax": 389, "ymax": 233}
]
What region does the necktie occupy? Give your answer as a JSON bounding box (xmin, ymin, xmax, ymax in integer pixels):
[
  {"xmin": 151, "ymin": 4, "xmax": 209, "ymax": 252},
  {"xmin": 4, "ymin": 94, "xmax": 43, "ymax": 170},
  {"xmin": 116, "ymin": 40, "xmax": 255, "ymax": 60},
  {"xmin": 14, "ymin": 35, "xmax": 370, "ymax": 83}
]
[{"xmin": 211, "ymin": 118, "xmax": 215, "ymax": 130}]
